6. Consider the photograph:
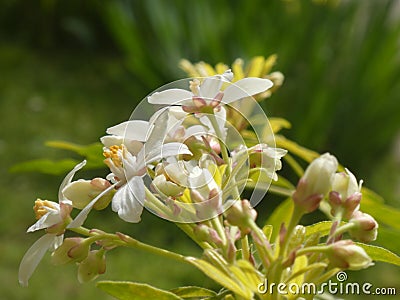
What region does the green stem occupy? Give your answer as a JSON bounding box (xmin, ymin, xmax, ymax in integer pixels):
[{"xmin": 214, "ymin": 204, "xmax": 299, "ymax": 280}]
[
  {"xmin": 119, "ymin": 233, "xmax": 188, "ymax": 264},
  {"xmin": 330, "ymin": 222, "xmax": 355, "ymax": 239},
  {"xmin": 241, "ymin": 235, "xmax": 251, "ymax": 261},
  {"xmin": 279, "ymin": 208, "xmax": 303, "ymax": 258},
  {"xmin": 268, "ymin": 184, "xmax": 295, "ymax": 198},
  {"xmin": 207, "ymin": 112, "xmax": 230, "ymax": 172},
  {"xmin": 248, "ymin": 220, "xmax": 274, "ymax": 264}
]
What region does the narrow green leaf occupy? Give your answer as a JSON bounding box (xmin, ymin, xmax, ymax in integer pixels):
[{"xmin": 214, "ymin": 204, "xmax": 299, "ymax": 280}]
[
  {"xmin": 361, "ymin": 197, "xmax": 400, "ymax": 230},
  {"xmin": 169, "ymin": 286, "xmax": 216, "ymax": 298},
  {"xmin": 266, "ymin": 198, "xmax": 294, "ymax": 241},
  {"xmin": 356, "ymin": 243, "xmax": 400, "ymax": 266},
  {"xmin": 262, "ymin": 225, "xmax": 273, "ymax": 241},
  {"xmin": 96, "ymin": 281, "xmax": 182, "ymax": 300},
  {"xmin": 9, "ymin": 158, "xmax": 79, "ymax": 175},
  {"xmin": 305, "ymin": 221, "xmax": 338, "ymax": 238},
  {"xmin": 269, "ymin": 117, "xmax": 291, "ymax": 134},
  {"xmin": 376, "ymin": 227, "xmax": 400, "ymax": 255},
  {"xmin": 45, "ymin": 140, "xmax": 104, "ymax": 168},
  {"xmin": 185, "ymin": 257, "xmax": 252, "ymax": 299},
  {"xmin": 275, "ymin": 135, "xmax": 319, "ymax": 163}
]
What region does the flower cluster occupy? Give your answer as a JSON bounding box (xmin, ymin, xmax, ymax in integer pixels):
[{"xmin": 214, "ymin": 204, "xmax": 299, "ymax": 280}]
[{"xmin": 18, "ymin": 59, "xmax": 389, "ymax": 300}]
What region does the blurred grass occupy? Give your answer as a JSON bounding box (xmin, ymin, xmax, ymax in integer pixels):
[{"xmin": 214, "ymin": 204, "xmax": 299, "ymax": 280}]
[{"xmin": 1, "ymin": 0, "xmax": 400, "ymax": 299}]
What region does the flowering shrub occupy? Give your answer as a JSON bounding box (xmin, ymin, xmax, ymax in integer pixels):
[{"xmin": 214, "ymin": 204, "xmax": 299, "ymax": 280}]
[{"xmin": 18, "ymin": 56, "xmax": 400, "ymax": 299}]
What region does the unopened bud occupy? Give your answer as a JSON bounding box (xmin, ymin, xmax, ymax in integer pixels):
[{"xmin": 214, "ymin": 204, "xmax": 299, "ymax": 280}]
[
  {"xmin": 328, "ymin": 240, "xmax": 373, "ymax": 270},
  {"xmin": 348, "ymin": 211, "xmax": 378, "ymax": 243},
  {"xmin": 77, "ymin": 250, "xmax": 106, "ymax": 283},
  {"xmin": 62, "ymin": 178, "xmax": 114, "ymax": 210},
  {"xmin": 51, "ymin": 238, "xmax": 89, "ymax": 265},
  {"xmin": 293, "ymin": 153, "xmax": 338, "ymax": 213},
  {"xmin": 329, "ymin": 169, "xmax": 362, "ymax": 219},
  {"xmin": 151, "ymin": 174, "xmax": 185, "ymax": 197},
  {"xmin": 248, "ymin": 144, "xmax": 287, "ymax": 181},
  {"xmin": 224, "ymin": 200, "xmax": 257, "ymax": 233}
]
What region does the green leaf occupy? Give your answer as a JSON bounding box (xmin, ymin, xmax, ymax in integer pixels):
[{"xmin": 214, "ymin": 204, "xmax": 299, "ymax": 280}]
[
  {"xmin": 304, "ymin": 221, "xmax": 345, "ymax": 239},
  {"xmin": 266, "ymin": 198, "xmax": 294, "ymax": 241},
  {"xmin": 376, "ymin": 227, "xmax": 400, "ymax": 255},
  {"xmin": 170, "ymin": 286, "xmax": 216, "ymax": 298},
  {"xmin": 46, "ymin": 140, "xmax": 104, "ymax": 168},
  {"xmin": 356, "ymin": 243, "xmax": 400, "ymax": 267},
  {"xmin": 96, "ymin": 281, "xmax": 182, "ymax": 300},
  {"xmin": 185, "ymin": 257, "xmax": 253, "ymax": 299},
  {"xmin": 9, "ymin": 158, "xmax": 80, "ymax": 175},
  {"xmin": 269, "ymin": 117, "xmax": 291, "ymax": 134},
  {"xmin": 275, "ymin": 135, "xmax": 319, "ymax": 163},
  {"xmin": 262, "ymin": 225, "xmax": 273, "ymax": 241},
  {"xmin": 361, "ymin": 197, "xmax": 400, "ymax": 230}
]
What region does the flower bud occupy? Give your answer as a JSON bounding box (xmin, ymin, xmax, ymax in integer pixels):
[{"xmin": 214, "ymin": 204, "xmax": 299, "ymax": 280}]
[
  {"xmin": 293, "ymin": 153, "xmax": 338, "ymax": 213},
  {"xmin": 193, "ymin": 224, "xmax": 223, "ymax": 246},
  {"xmin": 224, "ymin": 200, "xmax": 257, "ymax": 233},
  {"xmin": 51, "ymin": 238, "xmax": 89, "ymax": 265},
  {"xmin": 329, "ymin": 169, "xmax": 362, "ymax": 219},
  {"xmin": 248, "ymin": 144, "xmax": 287, "ymax": 181},
  {"xmin": 62, "ymin": 178, "xmax": 114, "ymax": 210},
  {"xmin": 151, "ymin": 174, "xmax": 185, "ymax": 197},
  {"xmin": 327, "ymin": 240, "xmax": 373, "ymax": 270},
  {"xmin": 348, "ymin": 211, "xmax": 378, "ymax": 243},
  {"xmin": 77, "ymin": 250, "xmax": 106, "ymax": 283}
]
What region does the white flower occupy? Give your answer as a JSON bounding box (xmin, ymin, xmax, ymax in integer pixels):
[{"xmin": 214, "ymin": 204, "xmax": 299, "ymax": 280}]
[
  {"xmin": 19, "ymin": 160, "xmax": 87, "ymax": 287},
  {"xmin": 100, "ymin": 120, "xmax": 149, "ymax": 155},
  {"xmin": 68, "ymin": 110, "xmax": 192, "ymax": 226},
  {"xmin": 147, "ymin": 70, "xmax": 273, "ymax": 108}
]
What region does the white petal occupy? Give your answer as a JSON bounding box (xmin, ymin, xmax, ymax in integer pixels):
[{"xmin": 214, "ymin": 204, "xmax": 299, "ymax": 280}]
[
  {"xmin": 106, "ymin": 120, "xmax": 150, "ymax": 142},
  {"xmin": 112, "ymin": 176, "xmax": 144, "ymax": 223},
  {"xmin": 27, "ymin": 204, "xmax": 61, "ymax": 233},
  {"xmin": 62, "ymin": 180, "xmax": 94, "ymax": 209},
  {"xmin": 185, "ymin": 125, "xmax": 208, "ymax": 138},
  {"xmin": 67, "ymin": 183, "xmax": 117, "ymax": 228},
  {"xmin": 58, "ymin": 160, "xmax": 87, "ymax": 201},
  {"xmin": 101, "ymin": 136, "xmax": 144, "ymax": 156},
  {"xmin": 146, "ymin": 143, "xmax": 192, "ymax": 164},
  {"xmin": 148, "ymin": 88, "xmax": 192, "ymax": 105},
  {"xmin": 222, "ymin": 78, "xmax": 273, "ymax": 103},
  {"xmin": 200, "ymin": 75, "xmax": 224, "ymax": 100},
  {"xmin": 18, "ymin": 234, "xmax": 56, "ymax": 287}
]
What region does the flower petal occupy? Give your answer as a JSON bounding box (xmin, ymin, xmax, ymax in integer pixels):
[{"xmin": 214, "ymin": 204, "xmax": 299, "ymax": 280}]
[
  {"xmin": 19, "ymin": 234, "xmax": 57, "ymax": 287},
  {"xmin": 200, "ymin": 75, "xmax": 224, "ymax": 100},
  {"xmin": 67, "ymin": 183, "xmax": 117, "ymax": 228},
  {"xmin": 111, "ymin": 176, "xmax": 144, "ymax": 223},
  {"xmin": 62, "ymin": 180, "xmax": 94, "ymax": 209},
  {"xmin": 146, "ymin": 142, "xmax": 192, "ymax": 164},
  {"xmin": 222, "ymin": 78, "xmax": 273, "ymax": 103},
  {"xmin": 58, "ymin": 160, "xmax": 87, "ymax": 202},
  {"xmin": 148, "ymin": 88, "xmax": 192, "ymax": 105},
  {"xmin": 106, "ymin": 120, "xmax": 150, "ymax": 142}
]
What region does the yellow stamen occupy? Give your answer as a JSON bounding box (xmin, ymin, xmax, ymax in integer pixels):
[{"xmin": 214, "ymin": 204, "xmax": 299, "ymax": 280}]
[
  {"xmin": 103, "ymin": 145, "xmax": 123, "ymax": 167},
  {"xmin": 189, "ymin": 79, "xmax": 200, "ymax": 96},
  {"xmin": 33, "ymin": 199, "xmax": 56, "ymax": 220}
]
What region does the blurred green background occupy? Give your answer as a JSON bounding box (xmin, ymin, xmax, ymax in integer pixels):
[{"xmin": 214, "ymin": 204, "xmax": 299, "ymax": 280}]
[{"xmin": 1, "ymin": 0, "xmax": 399, "ymax": 299}]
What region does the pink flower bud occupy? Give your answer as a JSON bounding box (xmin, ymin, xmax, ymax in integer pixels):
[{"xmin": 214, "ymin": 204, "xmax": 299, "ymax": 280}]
[
  {"xmin": 51, "ymin": 238, "xmax": 89, "ymax": 265},
  {"xmin": 328, "ymin": 240, "xmax": 373, "ymax": 270},
  {"xmin": 329, "ymin": 169, "xmax": 362, "ymax": 219},
  {"xmin": 293, "ymin": 153, "xmax": 338, "ymax": 213},
  {"xmin": 348, "ymin": 211, "xmax": 378, "ymax": 242},
  {"xmin": 224, "ymin": 200, "xmax": 257, "ymax": 233},
  {"xmin": 77, "ymin": 250, "xmax": 106, "ymax": 283}
]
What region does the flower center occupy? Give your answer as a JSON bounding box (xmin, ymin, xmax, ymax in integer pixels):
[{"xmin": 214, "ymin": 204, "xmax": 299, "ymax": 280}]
[
  {"xmin": 33, "ymin": 199, "xmax": 56, "ymax": 220},
  {"xmin": 103, "ymin": 145, "xmax": 123, "ymax": 167}
]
